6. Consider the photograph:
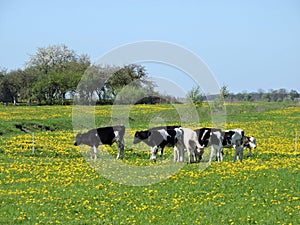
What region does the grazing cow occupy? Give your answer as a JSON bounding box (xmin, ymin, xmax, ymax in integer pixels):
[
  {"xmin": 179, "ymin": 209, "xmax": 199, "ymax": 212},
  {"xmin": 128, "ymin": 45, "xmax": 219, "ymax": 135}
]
[
  {"xmin": 243, "ymin": 136, "xmax": 257, "ymax": 156},
  {"xmin": 194, "ymin": 127, "xmax": 211, "ymax": 158},
  {"xmin": 194, "ymin": 127, "xmax": 224, "ymax": 163},
  {"xmin": 221, "ymin": 129, "xmax": 245, "ymax": 162},
  {"xmin": 208, "ymin": 129, "xmax": 224, "ymax": 163},
  {"xmin": 174, "ymin": 127, "xmax": 203, "ymax": 163},
  {"xmin": 133, "ymin": 126, "xmax": 180, "ymax": 162},
  {"xmin": 74, "ymin": 125, "xmax": 125, "ymax": 160},
  {"xmin": 194, "ymin": 127, "xmax": 213, "ymax": 161}
]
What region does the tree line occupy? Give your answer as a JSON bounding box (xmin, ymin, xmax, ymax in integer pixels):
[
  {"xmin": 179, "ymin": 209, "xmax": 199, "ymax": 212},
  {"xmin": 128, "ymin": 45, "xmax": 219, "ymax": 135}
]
[
  {"xmin": 187, "ymin": 85, "xmax": 299, "ymax": 105},
  {"xmin": 0, "ymin": 44, "xmax": 158, "ymax": 105},
  {"xmin": 227, "ymin": 88, "xmax": 299, "ymax": 102},
  {"xmin": 1, "ymin": 44, "xmax": 299, "ymax": 105}
]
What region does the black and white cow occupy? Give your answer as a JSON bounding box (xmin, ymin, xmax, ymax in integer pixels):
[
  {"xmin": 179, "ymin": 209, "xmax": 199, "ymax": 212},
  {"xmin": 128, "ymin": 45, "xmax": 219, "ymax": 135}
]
[
  {"xmin": 243, "ymin": 136, "xmax": 257, "ymax": 156},
  {"xmin": 133, "ymin": 126, "xmax": 180, "ymax": 162},
  {"xmin": 209, "ymin": 129, "xmax": 224, "ymax": 163},
  {"xmin": 74, "ymin": 125, "xmax": 125, "ymax": 160},
  {"xmin": 195, "ymin": 127, "xmax": 255, "ymax": 162},
  {"xmin": 194, "ymin": 127, "xmax": 212, "ymax": 149},
  {"xmin": 174, "ymin": 127, "xmax": 203, "ymax": 163},
  {"xmin": 221, "ymin": 129, "xmax": 245, "ymax": 162},
  {"xmin": 193, "ymin": 127, "xmax": 224, "ymax": 162}
]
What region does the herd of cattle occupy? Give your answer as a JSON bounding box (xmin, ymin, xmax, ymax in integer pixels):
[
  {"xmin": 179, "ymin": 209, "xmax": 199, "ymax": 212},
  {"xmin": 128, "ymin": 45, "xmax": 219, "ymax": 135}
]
[{"xmin": 74, "ymin": 125, "xmax": 257, "ymax": 163}]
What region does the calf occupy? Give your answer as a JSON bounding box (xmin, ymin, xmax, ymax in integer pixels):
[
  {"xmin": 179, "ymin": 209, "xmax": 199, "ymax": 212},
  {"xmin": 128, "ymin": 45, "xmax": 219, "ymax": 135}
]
[
  {"xmin": 194, "ymin": 127, "xmax": 224, "ymax": 163},
  {"xmin": 74, "ymin": 125, "xmax": 125, "ymax": 160},
  {"xmin": 194, "ymin": 127, "xmax": 213, "ymax": 161},
  {"xmin": 174, "ymin": 127, "xmax": 203, "ymax": 163},
  {"xmin": 194, "ymin": 127, "xmax": 211, "ymax": 159},
  {"xmin": 133, "ymin": 126, "xmax": 179, "ymax": 162},
  {"xmin": 208, "ymin": 129, "xmax": 224, "ymax": 163},
  {"xmin": 243, "ymin": 136, "xmax": 257, "ymax": 156},
  {"xmin": 221, "ymin": 129, "xmax": 245, "ymax": 162}
]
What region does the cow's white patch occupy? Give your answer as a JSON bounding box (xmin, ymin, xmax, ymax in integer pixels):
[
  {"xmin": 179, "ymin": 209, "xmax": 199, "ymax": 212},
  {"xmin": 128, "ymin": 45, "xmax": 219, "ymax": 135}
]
[
  {"xmin": 201, "ymin": 129, "xmax": 209, "ymax": 141},
  {"xmin": 174, "ymin": 127, "xmax": 183, "ymax": 140},
  {"xmin": 157, "ymin": 129, "xmax": 170, "ymax": 141},
  {"xmin": 212, "ymin": 130, "xmax": 221, "ymax": 139},
  {"xmin": 150, "ymin": 146, "xmax": 158, "ymax": 161},
  {"xmin": 249, "ymin": 142, "xmax": 256, "ymax": 148},
  {"xmin": 249, "ymin": 136, "xmax": 256, "ymax": 148}
]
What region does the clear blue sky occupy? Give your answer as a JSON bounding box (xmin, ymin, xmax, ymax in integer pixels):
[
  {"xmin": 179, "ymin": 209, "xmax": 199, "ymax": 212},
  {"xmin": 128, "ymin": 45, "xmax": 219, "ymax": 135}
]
[{"xmin": 1, "ymin": 0, "xmax": 299, "ymax": 95}]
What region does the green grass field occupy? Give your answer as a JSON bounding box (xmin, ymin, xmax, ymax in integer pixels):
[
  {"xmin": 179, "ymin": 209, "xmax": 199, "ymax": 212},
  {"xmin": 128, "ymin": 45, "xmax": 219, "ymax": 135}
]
[{"xmin": 0, "ymin": 102, "xmax": 299, "ymax": 224}]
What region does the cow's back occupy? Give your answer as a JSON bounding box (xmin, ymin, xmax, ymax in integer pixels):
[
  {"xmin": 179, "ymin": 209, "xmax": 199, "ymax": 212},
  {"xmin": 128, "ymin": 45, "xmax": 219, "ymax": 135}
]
[
  {"xmin": 134, "ymin": 125, "xmax": 179, "ymax": 145},
  {"xmin": 97, "ymin": 125, "xmax": 125, "ymax": 145}
]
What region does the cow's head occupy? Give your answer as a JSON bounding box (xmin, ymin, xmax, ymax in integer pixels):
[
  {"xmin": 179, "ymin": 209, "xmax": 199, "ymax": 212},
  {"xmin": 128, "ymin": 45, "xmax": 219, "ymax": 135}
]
[
  {"xmin": 195, "ymin": 146, "xmax": 205, "ymax": 161},
  {"xmin": 133, "ymin": 130, "xmax": 151, "ymax": 144},
  {"xmin": 74, "ymin": 133, "xmax": 83, "ymax": 146},
  {"xmin": 249, "ymin": 136, "xmax": 257, "ymax": 149}
]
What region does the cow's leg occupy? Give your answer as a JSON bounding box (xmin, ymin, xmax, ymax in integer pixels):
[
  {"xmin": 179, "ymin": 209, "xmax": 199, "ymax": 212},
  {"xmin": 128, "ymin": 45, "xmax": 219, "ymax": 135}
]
[
  {"xmin": 216, "ymin": 146, "xmax": 221, "ymax": 162},
  {"xmin": 174, "ymin": 145, "xmax": 179, "ymax": 162},
  {"xmin": 219, "ymin": 147, "xmax": 224, "ymax": 162},
  {"xmin": 159, "ymin": 147, "xmax": 164, "ymax": 163},
  {"xmin": 116, "ymin": 140, "xmax": 124, "ymax": 160},
  {"xmin": 93, "ymin": 145, "xmax": 98, "ymax": 160},
  {"xmin": 248, "ymin": 148, "xmax": 252, "ymax": 157},
  {"xmin": 174, "ymin": 145, "xmax": 184, "ymax": 162},
  {"xmin": 247, "ymin": 147, "xmax": 252, "ymax": 157},
  {"xmin": 193, "ymin": 151, "xmax": 197, "ymax": 163},
  {"xmin": 186, "ymin": 148, "xmax": 191, "ymax": 163},
  {"xmin": 218, "ymin": 147, "xmax": 224, "ymax": 162},
  {"xmin": 179, "ymin": 145, "xmax": 185, "ymax": 162},
  {"xmin": 175, "ymin": 143, "xmax": 184, "ymax": 162},
  {"xmin": 90, "ymin": 147, "xmax": 94, "ymax": 159},
  {"xmin": 187, "ymin": 146, "xmax": 195, "ymax": 164},
  {"xmin": 233, "ymin": 145, "xmax": 238, "ymax": 162},
  {"xmin": 150, "ymin": 146, "xmax": 158, "ymax": 162},
  {"xmin": 191, "ymin": 147, "xmax": 197, "ymax": 163},
  {"xmin": 209, "ymin": 146, "xmax": 215, "ymax": 163},
  {"xmin": 239, "ymin": 146, "xmax": 243, "ymax": 162}
]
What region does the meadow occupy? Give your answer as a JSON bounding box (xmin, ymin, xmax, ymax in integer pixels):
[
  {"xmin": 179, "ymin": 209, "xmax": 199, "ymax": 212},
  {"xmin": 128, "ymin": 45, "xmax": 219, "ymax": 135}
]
[{"xmin": 0, "ymin": 102, "xmax": 299, "ymax": 224}]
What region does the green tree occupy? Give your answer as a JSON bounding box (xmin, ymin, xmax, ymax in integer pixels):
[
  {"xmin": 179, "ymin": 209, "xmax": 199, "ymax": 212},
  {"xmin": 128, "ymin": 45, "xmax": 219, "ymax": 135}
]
[
  {"xmin": 243, "ymin": 93, "xmax": 254, "ymax": 101},
  {"xmin": 220, "ymin": 85, "xmax": 229, "ymax": 100},
  {"xmin": 289, "ymin": 89, "xmax": 299, "ymax": 101},
  {"xmin": 0, "ymin": 73, "xmax": 18, "ymax": 105},
  {"xmin": 106, "ymin": 64, "xmax": 150, "ymax": 99},
  {"xmin": 75, "ymin": 64, "xmax": 155, "ymax": 105},
  {"xmin": 187, "ymin": 86, "xmax": 203, "ymax": 105},
  {"xmin": 212, "ymin": 85, "xmax": 228, "ymax": 110},
  {"xmin": 26, "ymin": 44, "xmax": 90, "ymax": 104},
  {"xmin": 262, "ymin": 93, "xmax": 271, "ymax": 102}
]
